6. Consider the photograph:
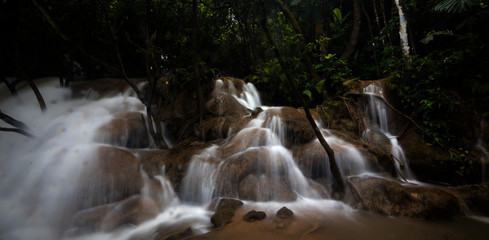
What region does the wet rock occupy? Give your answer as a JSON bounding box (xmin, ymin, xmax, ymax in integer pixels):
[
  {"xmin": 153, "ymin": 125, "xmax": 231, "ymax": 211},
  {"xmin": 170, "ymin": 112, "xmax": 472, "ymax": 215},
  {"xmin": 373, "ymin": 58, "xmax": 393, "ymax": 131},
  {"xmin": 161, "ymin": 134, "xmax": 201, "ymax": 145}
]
[
  {"xmin": 276, "ymin": 206, "xmax": 294, "ymax": 219},
  {"xmin": 277, "ymin": 107, "xmax": 320, "ymax": 146},
  {"xmin": 237, "ymin": 175, "xmax": 297, "ymax": 202},
  {"xmin": 219, "ymin": 128, "xmax": 273, "ymax": 158},
  {"xmin": 243, "ymin": 210, "xmax": 266, "ymax": 222},
  {"xmin": 293, "ymin": 136, "xmax": 379, "ymax": 180},
  {"xmin": 100, "ymin": 196, "xmax": 161, "ymax": 231},
  {"xmin": 139, "ymin": 140, "xmax": 213, "ymax": 192},
  {"xmin": 349, "ymin": 176, "xmax": 460, "ymax": 219},
  {"xmin": 363, "ymin": 128, "xmax": 392, "ymax": 153},
  {"xmin": 399, "ymin": 128, "xmax": 465, "ymax": 185},
  {"xmin": 214, "ymin": 147, "xmax": 297, "ymax": 202},
  {"xmin": 96, "ymin": 111, "xmax": 149, "ymax": 148},
  {"xmin": 206, "ymin": 94, "xmax": 250, "ymax": 118},
  {"xmin": 210, "ymin": 198, "xmax": 243, "ymax": 227},
  {"xmin": 293, "ymin": 140, "xmax": 330, "ymax": 179},
  {"xmin": 449, "ymin": 184, "xmax": 489, "ymax": 216},
  {"xmin": 77, "ymin": 146, "xmax": 142, "ymax": 209},
  {"xmin": 211, "ymin": 77, "xmax": 246, "ymax": 98},
  {"xmin": 202, "ymin": 92, "xmax": 251, "ymax": 140},
  {"xmin": 70, "ymin": 195, "xmax": 161, "ymax": 234},
  {"xmin": 163, "ymin": 227, "xmax": 193, "ymax": 240}
]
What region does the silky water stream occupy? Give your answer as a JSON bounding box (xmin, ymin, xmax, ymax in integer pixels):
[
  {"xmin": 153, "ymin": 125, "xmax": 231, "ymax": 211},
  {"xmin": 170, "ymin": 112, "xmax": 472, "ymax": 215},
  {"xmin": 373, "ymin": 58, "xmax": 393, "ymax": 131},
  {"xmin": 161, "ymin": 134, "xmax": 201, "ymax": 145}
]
[
  {"xmin": 362, "ymin": 82, "xmax": 415, "ymax": 181},
  {"xmin": 1, "ymin": 78, "xmax": 488, "ymax": 240}
]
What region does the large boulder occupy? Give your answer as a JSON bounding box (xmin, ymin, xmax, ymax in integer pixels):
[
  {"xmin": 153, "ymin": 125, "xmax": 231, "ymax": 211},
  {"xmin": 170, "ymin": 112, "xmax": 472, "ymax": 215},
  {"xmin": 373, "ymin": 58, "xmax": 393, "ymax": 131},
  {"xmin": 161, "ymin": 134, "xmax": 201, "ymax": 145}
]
[
  {"xmin": 447, "ymin": 184, "xmax": 489, "ymax": 216},
  {"xmin": 278, "ymin": 107, "xmax": 320, "ymax": 146},
  {"xmin": 96, "ymin": 111, "xmax": 150, "ymax": 148},
  {"xmin": 399, "ymin": 128, "xmax": 466, "ymax": 185},
  {"xmin": 77, "ymin": 146, "xmax": 142, "ymax": 209},
  {"xmin": 214, "ymin": 147, "xmax": 298, "ymax": 202},
  {"xmin": 206, "ymin": 94, "xmax": 250, "ymax": 118},
  {"xmin": 139, "ymin": 139, "xmax": 215, "ymax": 193},
  {"xmin": 201, "ymin": 91, "xmax": 251, "ymax": 140},
  {"xmin": 69, "ymin": 195, "xmax": 161, "ymax": 235},
  {"xmin": 293, "ymin": 134, "xmax": 382, "ymax": 180},
  {"xmin": 348, "ymin": 176, "xmax": 460, "ymax": 219},
  {"xmin": 362, "ymin": 128, "xmax": 392, "ymax": 153}
]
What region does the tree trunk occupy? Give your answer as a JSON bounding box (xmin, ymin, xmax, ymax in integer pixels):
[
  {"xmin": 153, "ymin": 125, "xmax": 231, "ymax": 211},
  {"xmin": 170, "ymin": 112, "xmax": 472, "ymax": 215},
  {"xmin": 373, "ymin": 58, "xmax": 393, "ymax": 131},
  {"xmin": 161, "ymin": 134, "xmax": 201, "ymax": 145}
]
[
  {"xmin": 340, "ymin": 0, "xmax": 361, "ymax": 60},
  {"xmin": 260, "ymin": 0, "xmax": 345, "ymax": 196},
  {"xmin": 193, "ymin": 0, "xmax": 205, "ymax": 125},
  {"xmin": 394, "ymin": 0, "xmax": 410, "ymax": 57}
]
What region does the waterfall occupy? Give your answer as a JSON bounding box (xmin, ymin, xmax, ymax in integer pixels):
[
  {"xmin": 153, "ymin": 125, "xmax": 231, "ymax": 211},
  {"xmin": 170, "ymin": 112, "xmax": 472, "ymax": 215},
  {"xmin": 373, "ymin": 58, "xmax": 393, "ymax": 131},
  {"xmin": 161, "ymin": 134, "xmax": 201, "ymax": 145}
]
[
  {"xmin": 4, "ymin": 77, "xmax": 480, "ymax": 239},
  {"xmin": 0, "ymin": 78, "xmax": 210, "ymax": 240},
  {"xmin": 362, "ymin": 82, "xmax": 415, "ymax": 180},
  {"xmin": 180, "ymin": 78, "xmax": 371, "ymax": 204}
]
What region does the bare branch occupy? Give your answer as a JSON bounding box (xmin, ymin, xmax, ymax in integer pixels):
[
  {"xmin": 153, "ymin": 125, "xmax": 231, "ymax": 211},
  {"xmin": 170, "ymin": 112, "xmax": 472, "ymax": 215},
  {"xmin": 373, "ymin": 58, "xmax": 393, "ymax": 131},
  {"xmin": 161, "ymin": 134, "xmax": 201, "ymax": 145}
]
[
  {"xmin": 27, "ymin": 78, "xmax": 47, "ymax": 112},
  {"xmin": 0, "ymin": 111, "xmax": 34, "ymax": 138},
  {"xmin": 0, "ymin": 127, "xmax": 35, "ymax": 138},
  {"xmin": 0, "ymin": 110, "xmax": 29, "ymax": 130},
  {"xmin": 345, "ymin": 91, "xmax": 423, "ymax": 132}
]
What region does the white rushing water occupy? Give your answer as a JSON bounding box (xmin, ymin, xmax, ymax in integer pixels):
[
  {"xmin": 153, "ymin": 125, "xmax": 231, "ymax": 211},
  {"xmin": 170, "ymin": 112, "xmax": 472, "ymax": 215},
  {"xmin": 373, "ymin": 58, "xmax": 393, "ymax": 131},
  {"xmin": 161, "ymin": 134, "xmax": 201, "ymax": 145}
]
[
  {"xmin": 362, "ymin": 83, "xmax": 415, "ymax": 181},
  {"xmin": 180, "ymin": 79, "xmax": 371, "ymax": 204},
  {"xmin": 7, "ymin": 77, "xmax": 481, "ymax": 240},
  {"xmin": 0, "ymin": 78, "xmax": 211, "ymax": 240}
]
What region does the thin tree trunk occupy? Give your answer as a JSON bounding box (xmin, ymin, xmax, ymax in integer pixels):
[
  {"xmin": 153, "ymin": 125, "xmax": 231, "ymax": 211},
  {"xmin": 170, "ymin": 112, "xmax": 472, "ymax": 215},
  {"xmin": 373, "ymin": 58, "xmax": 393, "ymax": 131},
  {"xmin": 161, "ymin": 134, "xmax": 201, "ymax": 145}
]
[
  {"xmin": 318, "ymin": 0, "xmax": 330, "ymax": 57},
  {"xmin": 272, "ymin": 0, "xmax": 321, "ymax": 80},
  {"xmin": 115, "ymin": 45, "xmax": 168, "ymax": 149},
  {"xmin": 360, "ymin": 0, "xmax": 380, "ymax": 77},
  {"xmin": 394, "ymin": 0, "xmax": 410, "ymax": 57},
  {"xmin": 26, "ymin": 78, "xmax": 47, "ymax": 112},
  {"xmin": 260, "ymin": 0, "xmax": 345, "ymax": 196},
  {"xmin": 340, "ymin": 0, "xmax": 361, "ymax": 60},
  {"xmin": 372, "ymin": 0, "xmax": 385, "ymax": 46},
  {"xmin": 380, "ymin": 0, "xmax": 394, "ymax": 56}
]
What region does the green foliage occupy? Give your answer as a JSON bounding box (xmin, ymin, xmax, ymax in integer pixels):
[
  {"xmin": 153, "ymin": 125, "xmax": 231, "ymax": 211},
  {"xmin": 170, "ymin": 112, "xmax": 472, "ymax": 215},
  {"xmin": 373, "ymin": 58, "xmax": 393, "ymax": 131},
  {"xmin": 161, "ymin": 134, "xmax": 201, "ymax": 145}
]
[
  {"xmin": 434, "ymin": 0, "xmax": 480, "ymax": 13},
  {"xmin": 165, "ymin": 61, "xmax": 217, "ymax": 94},
  {"xmin": 313, "ymin": 53, "xmax": 352, "ymax": 97}
]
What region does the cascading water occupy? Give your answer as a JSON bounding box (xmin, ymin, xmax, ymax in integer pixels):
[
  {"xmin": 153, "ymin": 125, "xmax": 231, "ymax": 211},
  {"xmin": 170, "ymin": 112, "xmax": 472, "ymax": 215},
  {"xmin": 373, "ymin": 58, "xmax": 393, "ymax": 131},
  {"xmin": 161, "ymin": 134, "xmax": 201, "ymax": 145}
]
[
  {"xmin": 362, "ymin": 82, "xmax": 415, "ymax": 181},
  {"xmin": 180, "ymin": 78, "xmax": 371, "ymax": 204},
  {"xmin": 2, "ymin": 77, "xmax": 488, "ymax": 239},
  {"xmin": 0, "ymin": 78, "xmax": 211, "ymax": 240}
]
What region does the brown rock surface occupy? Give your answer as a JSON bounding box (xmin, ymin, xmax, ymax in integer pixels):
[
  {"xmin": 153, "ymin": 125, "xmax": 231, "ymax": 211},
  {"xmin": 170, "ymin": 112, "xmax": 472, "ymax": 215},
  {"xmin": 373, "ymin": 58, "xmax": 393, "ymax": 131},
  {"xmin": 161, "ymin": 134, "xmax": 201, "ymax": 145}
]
[{"xmin": 348, "ymin": 176, "xmax": 460, "ymax": 219}]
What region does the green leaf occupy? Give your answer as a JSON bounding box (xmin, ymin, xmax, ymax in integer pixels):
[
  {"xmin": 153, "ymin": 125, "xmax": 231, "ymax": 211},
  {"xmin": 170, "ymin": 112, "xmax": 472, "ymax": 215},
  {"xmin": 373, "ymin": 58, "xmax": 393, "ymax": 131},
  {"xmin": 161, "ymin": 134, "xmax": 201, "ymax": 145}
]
[
  {"xmin": 303, "ymin": 89, "xmax": 312, "ymax": 99},
  {"xmin": 315, "ymin": 79, "xmax": 326, "ymax": 93}
]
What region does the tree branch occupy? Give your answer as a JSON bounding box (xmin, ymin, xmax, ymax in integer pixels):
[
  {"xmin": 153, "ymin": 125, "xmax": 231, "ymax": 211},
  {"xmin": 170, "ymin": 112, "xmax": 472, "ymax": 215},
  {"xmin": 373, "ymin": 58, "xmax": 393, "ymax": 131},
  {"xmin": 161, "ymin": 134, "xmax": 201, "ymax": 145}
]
[
  {"xmin": 0, "ymin": 111, "xmax": 34, "ymax": 137},
  {"xmin": 261, "ymin": 0, "xmax": 345, "ymax": 196},
  {"xmin": 345, "ymin": 91, "xmax": 423, "ymax": 133},
  {"xmin": 0, "ymin": 110, "xmax": 29, "ymax": 130},
  {"xmin": 27, "ymin": 78, "xmax": 47, "ymax": 112},
  {"xmin": 0, "ymin": 127, "xmax": 35, "ymax": 138}
]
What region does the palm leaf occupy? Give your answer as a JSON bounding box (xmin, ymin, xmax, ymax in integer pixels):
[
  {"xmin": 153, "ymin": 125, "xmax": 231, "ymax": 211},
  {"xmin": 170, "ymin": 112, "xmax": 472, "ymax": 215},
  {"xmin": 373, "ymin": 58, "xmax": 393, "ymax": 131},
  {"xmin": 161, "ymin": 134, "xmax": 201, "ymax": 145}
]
[{"xmin": 434, "ymin": 0, "xmax": 479, "ymax": 13}]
